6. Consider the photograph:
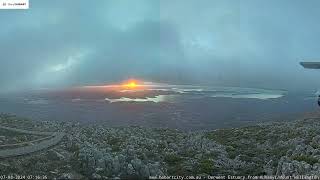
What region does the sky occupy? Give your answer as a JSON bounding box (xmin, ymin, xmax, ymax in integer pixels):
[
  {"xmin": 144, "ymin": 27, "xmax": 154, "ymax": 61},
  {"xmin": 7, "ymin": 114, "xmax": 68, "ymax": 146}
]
[{"xmin": 1, "ymin": 0, "xmax": 320, "ymax": 92}]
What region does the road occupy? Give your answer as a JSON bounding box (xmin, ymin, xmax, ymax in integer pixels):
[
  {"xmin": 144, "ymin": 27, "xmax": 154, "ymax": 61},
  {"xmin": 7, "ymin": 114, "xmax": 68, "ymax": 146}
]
[{"xmin": 0, "ymin": 125, "xmax": 65, "ymax": 158}]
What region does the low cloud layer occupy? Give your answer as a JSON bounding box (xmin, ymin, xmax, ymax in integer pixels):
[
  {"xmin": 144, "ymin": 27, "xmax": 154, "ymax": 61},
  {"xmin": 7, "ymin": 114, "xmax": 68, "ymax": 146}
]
[{"xmin": 1, "ymin": 0, "xmax": 320, "ymax": 92}]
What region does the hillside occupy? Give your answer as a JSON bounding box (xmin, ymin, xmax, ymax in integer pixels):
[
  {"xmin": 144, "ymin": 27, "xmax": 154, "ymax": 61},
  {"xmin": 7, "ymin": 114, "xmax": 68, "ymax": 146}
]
[{"xmin": 1, "ymin": 114, "xmax": 320, "ymax": 179}]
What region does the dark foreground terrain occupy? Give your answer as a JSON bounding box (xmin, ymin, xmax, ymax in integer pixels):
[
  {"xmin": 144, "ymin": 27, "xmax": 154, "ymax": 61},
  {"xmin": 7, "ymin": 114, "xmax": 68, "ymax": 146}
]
[{"xmin": 1, "ymin": 113, "xmax": 320, "ymax": 179}]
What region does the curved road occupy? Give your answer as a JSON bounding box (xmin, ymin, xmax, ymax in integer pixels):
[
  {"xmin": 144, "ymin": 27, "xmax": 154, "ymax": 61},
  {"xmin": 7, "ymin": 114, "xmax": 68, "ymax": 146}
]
[
  {"xmin": 0, "ymin": 125, "xmax": 65, "ymax": 158},
  {"xmin": 0, "ymin": 125, "xmax": 53, "ymax": 136}
]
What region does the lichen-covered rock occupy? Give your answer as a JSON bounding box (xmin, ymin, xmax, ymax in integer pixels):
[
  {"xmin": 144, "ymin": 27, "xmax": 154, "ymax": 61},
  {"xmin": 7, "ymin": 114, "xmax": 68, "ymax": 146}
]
[
  {"xmin": 276, "ymin": 156, "xmax": 312, "ymax": 175},
  {"xmin": 112, "ymin": 156, "xmax": 120, "ymax": 175},
  {"xmin": 139, "ymin": 164, "xmax": 150, "ymax": 177},
  {"xmin": 126, "ymin": 163, "xmax": 135, "ymax": 175}
]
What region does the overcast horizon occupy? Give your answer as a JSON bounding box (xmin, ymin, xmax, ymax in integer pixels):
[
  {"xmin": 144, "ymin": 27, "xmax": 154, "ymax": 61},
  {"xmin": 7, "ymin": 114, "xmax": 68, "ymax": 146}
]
[{"xmin": 1, "ymin": 0, "xmax": 320, "ymax": 92}]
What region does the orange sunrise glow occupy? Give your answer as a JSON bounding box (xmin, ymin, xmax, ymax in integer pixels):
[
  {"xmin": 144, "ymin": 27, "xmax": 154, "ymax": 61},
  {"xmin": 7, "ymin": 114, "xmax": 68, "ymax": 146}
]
[
  {"xmin": 121, "ymin": 79, "xmax": 142, "ymax": 89},
  {"xmin": 123, "ymin": 81, "xmax": 137, "ymax": 88},
  {"xmin": 80, "ymin": 79, "xmax": 145, "ymax": 91}
]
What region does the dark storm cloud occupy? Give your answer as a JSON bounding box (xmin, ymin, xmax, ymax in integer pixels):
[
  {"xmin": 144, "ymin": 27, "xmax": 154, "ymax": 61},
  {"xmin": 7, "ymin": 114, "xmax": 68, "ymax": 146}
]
[{"xmin": 1, "ymin": 0, "xmax": 320, "ymax": 92}]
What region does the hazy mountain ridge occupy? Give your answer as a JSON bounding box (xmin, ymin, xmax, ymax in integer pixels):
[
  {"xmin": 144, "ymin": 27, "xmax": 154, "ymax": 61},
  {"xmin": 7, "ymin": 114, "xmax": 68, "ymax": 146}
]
[{"xmin": 1, "ymin": 114, "xmax": 320, "ymax": 179}]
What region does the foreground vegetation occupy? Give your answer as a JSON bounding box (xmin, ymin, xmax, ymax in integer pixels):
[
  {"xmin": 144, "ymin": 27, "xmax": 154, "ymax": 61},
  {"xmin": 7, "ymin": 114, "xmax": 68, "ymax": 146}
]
[{"xmin": 1, "ymin": 114, "xmax": 320, "ymax": 179}]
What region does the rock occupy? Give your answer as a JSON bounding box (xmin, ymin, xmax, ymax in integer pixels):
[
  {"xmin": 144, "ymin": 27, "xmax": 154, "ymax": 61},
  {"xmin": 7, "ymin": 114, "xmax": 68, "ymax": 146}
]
[
  {"xmin": 292, "ymin": 144, "xmax": 314, "ymax": 157},
  {"xmin": 88, "ymin": 156, "xmax": 96, "ymax": 172},
  {"xmin": 169, "ymin": 143, "xmax": 178, "ymax": 151},
  {"xmin": 126, "ymin": 146, "xmax": 136, "ymax": 160},
  {"xmin": 148, "ymin": 162, "xmax": 164, "ymax": 176},
  {"xmin": 105, "ymin": 147, "xmax": 112, "ymax": 152},
  {"xmin": 47, "ymin": 150, "xmax": 65, "ymax": 161},
  {"xmin": 312, "ymin": 149, "xmax": 320, "ymax": 156},
  {"xmin": 276, "ymin": 156, "xmax": 312, "ymax": 175},
  {"xmin": 112, "ymin": 156, "xmax": 120, "ymax": 175},
  {"xmin": 0, "ymin": 162, "xmax": 10, "ymax": 168},
  {"xmin": 93, "ymin": 149, "xmax": 103, "ymax": 160},
  {"xmin": 263, "ymin": 160, "xmax": 274, "ymax": 175},
  {"xmin": 286, "ymin": 138, "xmax": 306, "ymax": 147},
  {"xmin": 57, "ymin": 172, "xmax": 84, "ymax": 180},
  {"xmin": 103, "ymin": 153, "xmax": 113, "ymax": 172},
  {"xmin": 96, "ymin": 159, "xmax": 106, "ymax": 169},
  {"xmin": 91, "ymin": 173, "xmax": 101, "ymax": 179},
  {"xmin": 131, "ymin": 158, "xmax": 142, "ymax": 172},
  {"xmin": 139, "ymin": 165, "xmax": 150, "ymax": 177},
  {"xmin": 312, "ymin": 135, "xmax": 320, "ymax": 146},
  {"xmin": 127, "ymin": 163, "xmax": 135, "ymax": 175},
  {"xmin": 118, "ymin": 154, "xmax": 126, "ymax": 165}
]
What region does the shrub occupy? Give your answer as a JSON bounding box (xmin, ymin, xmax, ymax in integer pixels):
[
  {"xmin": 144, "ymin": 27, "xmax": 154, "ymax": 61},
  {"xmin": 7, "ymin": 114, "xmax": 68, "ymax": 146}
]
[
  {"xmin": 292, "ymin": 155, "xmax": 318, "ymax": 165},
  {"xmin": 164, "ymin": 153, "xmax": 183, "ymax": 165},
  {"xmin": 198, "ymin": 159, "xmax": 214, "ymax": 174}
]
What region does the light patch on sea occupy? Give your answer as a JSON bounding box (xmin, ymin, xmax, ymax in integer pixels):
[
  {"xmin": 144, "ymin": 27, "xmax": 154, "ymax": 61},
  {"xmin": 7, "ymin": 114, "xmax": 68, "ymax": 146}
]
[
  {"xmin": 27, "ymin": 99, "xmax": 49, "ymax": 104},
  {"xmin": 204, "ymin": 87, "xmax": 286, "ymax": 100},
  {"xmin": 210, "ymin": 93, "xmax": 284, "ymax": 100},
  {"xmin": 71, "ymin": 98, "xmax": 82, "ymax": 102},
  {"xmin": 105, "ymin": 95, "xmax": 178, "ymax": 103},
  {"xmin": 148, "ymin": 86, "xmax": 286, "ymax": 100},
  {"xmin": 105, "ymin": 87, "xmax": 286, "ymax": 103}
]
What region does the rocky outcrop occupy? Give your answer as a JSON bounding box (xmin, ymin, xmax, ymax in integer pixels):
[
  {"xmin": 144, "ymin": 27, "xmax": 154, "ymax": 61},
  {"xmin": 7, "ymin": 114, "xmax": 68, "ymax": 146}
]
[{"xmin": 276, "ymin": 156, "xmax": 312, "ymax": 175}]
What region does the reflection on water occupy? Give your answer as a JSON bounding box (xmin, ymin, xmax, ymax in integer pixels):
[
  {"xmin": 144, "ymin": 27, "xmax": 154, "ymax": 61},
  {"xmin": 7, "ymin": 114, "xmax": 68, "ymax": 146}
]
[
  {"xmin": 210, "ymin": 93, "xmax": 284, "ymax": 100},
  {"xmin": 108, "ymin": 85, "xmax": 287, "ymax": 101},
  {"xmin": 105, "ymin": 95, "xmax": 178, "ymax": 103}
]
